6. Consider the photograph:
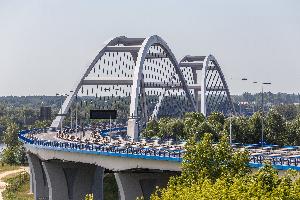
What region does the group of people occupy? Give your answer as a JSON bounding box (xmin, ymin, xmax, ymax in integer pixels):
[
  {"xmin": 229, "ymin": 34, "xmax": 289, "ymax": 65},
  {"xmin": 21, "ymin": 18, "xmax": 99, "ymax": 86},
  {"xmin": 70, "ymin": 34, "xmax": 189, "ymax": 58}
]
[
  {"xmin": 20, "ymin": 127, "xmax": 300, "ymax": 166},
  {"xmin": 54, "ymin": 127, "xmax": 186, "ymax": 157}
]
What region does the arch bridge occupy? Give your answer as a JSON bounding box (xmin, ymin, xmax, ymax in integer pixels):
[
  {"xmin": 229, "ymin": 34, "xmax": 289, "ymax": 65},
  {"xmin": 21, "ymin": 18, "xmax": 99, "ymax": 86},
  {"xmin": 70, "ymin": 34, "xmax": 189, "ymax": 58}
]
[
  {"xmin": 21, "ymin": 36, "xmax": 299, "ymax": 200},
  {"xmin": 50, "ymin": 35, "xmax": 234, "ymax": 139}
]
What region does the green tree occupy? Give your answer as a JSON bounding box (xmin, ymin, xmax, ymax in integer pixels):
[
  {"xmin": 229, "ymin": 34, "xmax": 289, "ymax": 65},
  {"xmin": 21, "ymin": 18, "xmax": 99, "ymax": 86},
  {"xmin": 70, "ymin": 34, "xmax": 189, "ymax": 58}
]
[
  {"xmin": 142, "ymin": 119, "xmax": 160, "ymax": 138},
  {"xmin": 207, "ymin": 112, "xmax": 225, "ymax": 125},
  {"xmin": 273, "ymin": 104, "xmax": 298, "ymax": 121},
  {"xmin": 248, "ymin": 112, "xmax": 263, "ymax": 144},
  {"xmin": 167, "ymin": 119, "xmax": 185, "ymax": 141},
  {"xmin": 156, "ymin": 118, "xmax": 185, "ymax": 141},
  {"xmin": 285, "ymin": 116, "xmax": 300, "ymax": 146},
  {"xmin": 180, "ymin": 133, "xmax": 250, "ymax": 184},
  {"xmin": 158, "ymin": 118, "xmax": 171, "ymax": 139},
  {"xmin": 265, "ymin": 110, "xmax": 286, "ymax": 145},
  {"xmin": 29, "ymin": 120, "xmax": 51, "ymax": 130},
  {"xmin": 223, "ymin": 116, "xmax": 250, "ymax": 144},
  {"xmin": 183, "ymin": 112, "xmax": 205, "ymax": 137},
  {"xmin": 2, "ymin": 122, "xmax": 19, "ymax": 148},
  {"xmin": 196, "ymin": 122, "xmax": 217, "ymax": 141},
  {"xmin": 1, "ymin": 122, "xmax": 26, "ymax": 165},
  {"xmin": 151, "ymin": 164, "xmax": 300, "ymax": 200}
]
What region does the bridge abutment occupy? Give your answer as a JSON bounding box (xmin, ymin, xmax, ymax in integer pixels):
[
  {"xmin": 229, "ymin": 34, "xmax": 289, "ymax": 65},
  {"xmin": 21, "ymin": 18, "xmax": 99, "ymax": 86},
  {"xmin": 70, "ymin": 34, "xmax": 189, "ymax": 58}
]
[{"xmin": 115, "ymin": 172, "xmax": 177, "ymax": 200}]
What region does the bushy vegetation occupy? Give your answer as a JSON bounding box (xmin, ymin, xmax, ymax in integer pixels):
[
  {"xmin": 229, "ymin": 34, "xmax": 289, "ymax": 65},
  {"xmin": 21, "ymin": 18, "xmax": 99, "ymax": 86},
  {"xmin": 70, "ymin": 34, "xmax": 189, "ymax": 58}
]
[
  {"xmin": 2, "ymin": 171, "xmax": 32, "ymax": 200},
  {"xmin": 152, "ymin": 165, "xmax": 300, "ymax": 200},
  {"xmin": 85, "ymin": 194, "xmax": 94, "ymax": 200},
  {"xmin": 181, "ymin": 134, "xmax": 250, "ymax": 183},
  {"xmin": 1, "ymin": 122, "xmax": 26, "ymax": 165},
  {"xmin": 151, "ymin": 133, "xmax": 300, "ymax": 200}
]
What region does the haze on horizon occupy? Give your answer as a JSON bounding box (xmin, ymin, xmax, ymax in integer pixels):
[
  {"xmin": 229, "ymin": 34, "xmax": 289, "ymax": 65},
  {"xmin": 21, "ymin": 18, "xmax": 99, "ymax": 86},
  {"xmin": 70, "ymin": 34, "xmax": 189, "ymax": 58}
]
[{"xmin": 0, "ymin": 0, "xmax": 299, "ymax": 96}]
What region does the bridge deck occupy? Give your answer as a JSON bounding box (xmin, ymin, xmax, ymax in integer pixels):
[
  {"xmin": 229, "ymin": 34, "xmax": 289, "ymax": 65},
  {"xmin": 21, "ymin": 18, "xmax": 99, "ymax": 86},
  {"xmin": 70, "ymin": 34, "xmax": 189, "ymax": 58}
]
[{"xmin": 18, "ymin": 129, "xmax": 300, "ymax": 171}]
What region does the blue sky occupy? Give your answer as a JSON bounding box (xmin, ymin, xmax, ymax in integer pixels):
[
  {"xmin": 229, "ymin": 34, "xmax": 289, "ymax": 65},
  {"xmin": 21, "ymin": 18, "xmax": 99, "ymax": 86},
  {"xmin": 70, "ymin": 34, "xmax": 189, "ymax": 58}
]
[{"xmin": 0, "ymin": 0, "xmax": 299, "ymax": 95}]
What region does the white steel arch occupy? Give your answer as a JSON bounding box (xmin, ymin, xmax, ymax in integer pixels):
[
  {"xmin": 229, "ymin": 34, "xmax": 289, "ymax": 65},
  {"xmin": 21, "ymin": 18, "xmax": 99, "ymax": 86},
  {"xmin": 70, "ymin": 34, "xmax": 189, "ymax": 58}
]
[
  {"xmin": 51, "ymin": 35, "xmax": 197, "ymax": 139},
  {"xmin": 179, "ymin": 54, "xmax": 235, "ymax": 116},
  {"xmin": 127, "ymin": 35, "xmax": 196, "ymax": 137},
  {"xmin": 51, "ymin": 36, "xmax": 132, "ymax": 129},
  {"xmin": 50, "ymin": 35, "xmax": 234, "ymax": 139}
]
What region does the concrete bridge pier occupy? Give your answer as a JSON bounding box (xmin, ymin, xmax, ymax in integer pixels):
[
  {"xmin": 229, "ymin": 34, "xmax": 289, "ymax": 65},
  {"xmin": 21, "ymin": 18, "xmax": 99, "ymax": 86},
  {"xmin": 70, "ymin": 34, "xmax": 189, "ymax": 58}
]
[
  {"xmin": 29, "ymin": 167, "xmax": 34, "ymax": 193},
  {"xmin": 27, "ymin": 153, "xmax": 49, "ymax": 200},
  {"xmin": 28, "ymin": 153, "xmax": 104, "ymax": 200},
  {"xmin": 115, "ymin": 172, "xmax": 177, "ymax": 200},
  {"xmin": 42, "ymin": 161, "xmax": 104, "ymax": 200}
]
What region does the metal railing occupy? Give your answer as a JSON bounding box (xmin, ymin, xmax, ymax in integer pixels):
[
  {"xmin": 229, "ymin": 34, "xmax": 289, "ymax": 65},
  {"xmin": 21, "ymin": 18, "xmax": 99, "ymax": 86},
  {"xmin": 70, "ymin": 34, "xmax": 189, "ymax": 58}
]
[
  {"xmin": 18, "ymin": 129, "xmax": 300, "ymax": 170},
  {"xmin": 18, "ymin": 129, "xmax": 183, "ymax": 162}
]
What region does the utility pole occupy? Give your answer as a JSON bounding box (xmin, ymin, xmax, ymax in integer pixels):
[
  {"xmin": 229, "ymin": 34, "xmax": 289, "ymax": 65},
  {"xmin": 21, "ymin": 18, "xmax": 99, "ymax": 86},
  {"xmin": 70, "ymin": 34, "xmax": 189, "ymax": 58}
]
[
  {"xmin": 261, "ymin": 85, "xmax": 264, "ymax": 148},
  {"xmin": 229, "ymin": 113, "xmax": 232, "ymax": 145},
  {"xmin": 75, "ymin": 98, "xmax": 78, "ymax": 136},
  {"xmin": 241, "ymin": 78, "xmax": 271, "ymax": 147},
  {"xmin": 260, "ymin": 82, "xmax": 271, "ymax": 148},
  {"xmin": 60, "ymin": 95, "xmax": 63, "ymax": 133}
]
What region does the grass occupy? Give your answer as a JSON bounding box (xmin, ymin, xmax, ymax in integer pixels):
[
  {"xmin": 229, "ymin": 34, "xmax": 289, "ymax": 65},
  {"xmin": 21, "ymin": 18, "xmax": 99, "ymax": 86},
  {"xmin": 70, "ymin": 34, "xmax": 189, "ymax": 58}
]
[
  {"xmin": 2, "ymin": 171, "xmax": 33, "ymax": 200},
  {"xmin": 9, "ymin": 176, "xmax": 34, "ymax": 200},
  {"xmin": 1, "ymin": 171, "xmax": 25, "ymax": 181},
  {"xmin": 0, "ymin": 163, "xmax": 20, "ymax": 173}
]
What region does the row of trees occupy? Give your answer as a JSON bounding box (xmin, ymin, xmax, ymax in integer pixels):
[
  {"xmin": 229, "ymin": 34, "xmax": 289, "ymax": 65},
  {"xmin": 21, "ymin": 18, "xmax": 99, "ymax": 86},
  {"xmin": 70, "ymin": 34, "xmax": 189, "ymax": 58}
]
[
  {"xmin": 142, "ymin": 109, "xmax": 300, "ymax": 146},
  {"xmin": 232, "ymin": 92, "xmax": 300, "ymax": 105}
]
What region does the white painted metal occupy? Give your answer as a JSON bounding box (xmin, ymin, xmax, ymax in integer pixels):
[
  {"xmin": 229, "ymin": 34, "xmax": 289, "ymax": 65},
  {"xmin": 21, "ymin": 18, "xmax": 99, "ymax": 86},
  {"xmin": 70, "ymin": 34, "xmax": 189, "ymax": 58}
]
[
  {"xmin": 50, "ymin": 35, "xmax": 234, "ymax": 139},
  {"xmin": 127, "ymin": 35, "xmax": 196, "ymax": 139},
  {"xmin": 51, "ymin": 36, "xmax": 129, "ymax": 128},
  {"xmin": 179, "ymin": 54, "xmax": 235, "ymax": 116},
  {"xmin": 82, "ymin": 77, "xmax": 133, "ymax": 85},
  {"xmin": 201, "ymin": 56, "xmax": 208, "ymax": 116},
  {"xmin": 105, "ymin": 46, "xmax": 141, "ymax": 52}
]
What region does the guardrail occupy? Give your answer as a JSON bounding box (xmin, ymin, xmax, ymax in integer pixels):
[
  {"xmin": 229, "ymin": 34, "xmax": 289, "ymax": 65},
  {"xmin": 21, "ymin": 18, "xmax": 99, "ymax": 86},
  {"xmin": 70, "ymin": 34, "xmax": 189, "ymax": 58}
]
[
  {"xmin": 18, "ymin": 129, "xmax": 183, "ymax": 162},
  {"xmin": 17, "ymin": 129, "xmax": 300, "ymax": 170}
]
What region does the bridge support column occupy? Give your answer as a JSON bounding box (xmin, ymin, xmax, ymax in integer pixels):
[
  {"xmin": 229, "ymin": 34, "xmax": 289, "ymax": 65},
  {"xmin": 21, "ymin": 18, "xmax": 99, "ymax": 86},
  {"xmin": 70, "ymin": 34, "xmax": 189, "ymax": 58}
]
[
  {"xmin": 29, "ymin": 167, "xmax": 33, "ymax": 193},
  {"xmin": 115, "ymin": 172, "xmax": 176, "ymax": 200},
  {"xmin": 127, "ymin": 119, "xmax": 139, "ymax": 140},
  {"xmin": 42, "ymin": 161, "xmax": 68, "ymax": 200},
  {"xmin": 42, "ymin": 161, "xmax": 104, "ymax": 200},
  {"xmin": 27, "ymin": 153, "xmax": 49, "ymax": 200}
]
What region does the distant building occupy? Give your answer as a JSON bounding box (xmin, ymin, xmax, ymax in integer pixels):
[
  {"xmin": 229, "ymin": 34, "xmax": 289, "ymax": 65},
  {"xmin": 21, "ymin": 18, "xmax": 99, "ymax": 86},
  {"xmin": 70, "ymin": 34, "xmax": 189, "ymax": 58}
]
[{"xmin": 40, "ymin": 106, "xmax": 51, "ymax": 120}]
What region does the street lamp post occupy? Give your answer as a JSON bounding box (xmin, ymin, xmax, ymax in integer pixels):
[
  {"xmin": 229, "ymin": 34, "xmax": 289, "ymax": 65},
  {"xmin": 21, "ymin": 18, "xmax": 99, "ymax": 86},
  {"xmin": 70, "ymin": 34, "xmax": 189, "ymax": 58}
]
[
  {"xmin": 241, "ymin": 79, "xmax": 271, "ymax": 147},
  {"xmin": 75, "ymin": 97, "xmax": 78, "ymax": 137},
  {"xmin": 69, "ymin": 91, "xmax": 74, "ymax": 130},
  {"xmin": 260, "ymin": 82, "xmax": 271, "ymax": 148},
  {"xmin": 59, "ymin": 94, "xmax": 63, "ymax": 133},
  {"xmin": 251, "ymin": 81, "xmax": 271, "ymax": 147},
  {"xmin": 70, "ymin": 107, "xmax": 73, "ymax": 130},
  {"xmin": 229, "ymin": 113, "xmax": 232, "ymax": 145}
]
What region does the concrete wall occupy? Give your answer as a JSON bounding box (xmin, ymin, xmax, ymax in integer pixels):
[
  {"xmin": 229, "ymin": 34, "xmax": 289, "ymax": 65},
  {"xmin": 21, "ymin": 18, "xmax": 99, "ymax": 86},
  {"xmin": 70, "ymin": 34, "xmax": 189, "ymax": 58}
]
[{"xmin": 115, "ymin": 172, "xmax": 177, "ymax": 200}]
